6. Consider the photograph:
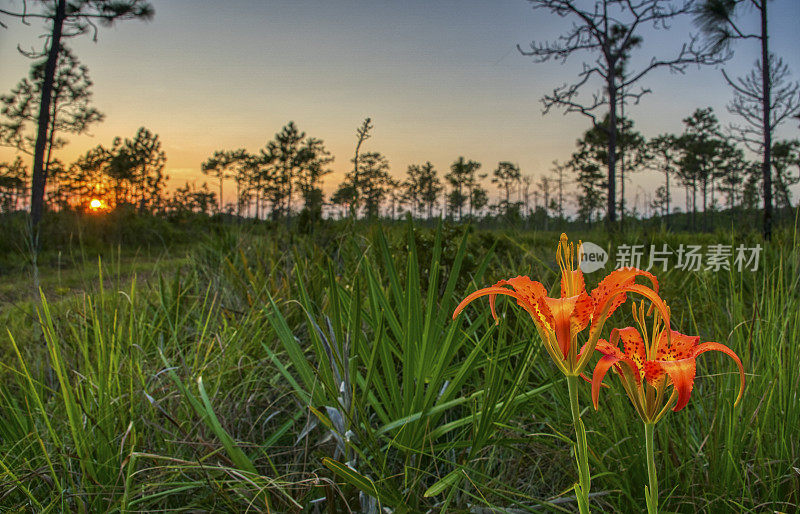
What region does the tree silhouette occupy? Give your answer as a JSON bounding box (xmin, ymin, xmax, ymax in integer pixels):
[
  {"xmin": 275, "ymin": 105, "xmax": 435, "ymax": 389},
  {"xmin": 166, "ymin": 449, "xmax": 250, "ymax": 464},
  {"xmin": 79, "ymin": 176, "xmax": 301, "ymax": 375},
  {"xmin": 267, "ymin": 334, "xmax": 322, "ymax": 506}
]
[
  {"xmin": 386, "ymin": 177, "xmax": 404, "ymax": 220},
  {"xmin": 725, "ymin": 56, "xmax": 799, "ymax": 227},
  {"xmin": 201, "ymin": 150, "xmax": 237, "ymax": 213},
  {"xmin": 296, "ymin": 137, "xmax": 333, "ymax": 221},
  {"xmin": 716, "ymin": 143, "xmax": 749, "ymax": 215},
  {"xmin": 0, "ymin": 157, "xmax": 29, "ymax": 213},
  {"xmin": 771, "ymin": 140, "xmax": 800, "ymax": 209},
  {"xmin": 647, "ymin": 134, "xmax": 680, "ymax": 218},
  {"xmin": 240, "ymin": 151, "xmax": 271, "ymax": 219},
  {"xmin": 125, "ymin": 127, "xmax": 167, "ymax": 212},
  {"xmin": 355, "ymin": 152, "xmax": 390, "ymax": 219},
  {"xmin": 1, "ymin": 0, "xmax": 154, "ymax": 229},
  {"xmin": 404, "ymin": 162, "xmax": 441, "ymax": 219},
  {"xmin": 1, "ymin": 46, "xmax": 104, "ymax": 207},
  {"xmin": 570, "ymin": 140, "xmax": 607, "ymax": 223},
  {"xmin": 521, "ymin": 175, "xmax": 533, "ymax": 216},
  {"xmin": 492, "ymin": 161, "xmax": 521, "ymax": 216},
  {"xmin": 261, "ymin": 122, "xmax": 332, "ymax": 220},
  {"xmin": 349, "ymin": 117, "xmax": 373, "ymax": 218},
  {"xmin": 445, "ymin": 156, "xmax": 481, "ymax": 220},
  {"xmin": 536, "ymin": 175, "xmax": 552, "ymax": 228},
  {"xmin": 330, "ymin": 182, "xmax": 357, "ymax": 219},
  {"xmin": 167, "ymin": 182, "xmax": 216, "ymax": 215},
  {"xmin": 203, "ymin": 148, "xmax": 262, "ymax": 216},
  {"xmin": 674, "ymin": 108, "xmax": 742, "ymax": 229},
  {"xmin": 695, "ymin": 0, "xmax": 800, "ymax": 238},
  {"xmin": 567, "ymin": 116, "xmax": 645, "ymax": 221},
  {"xmin": 97, "ymin": 128, "xmax": 166, "ymax": 211},
  {"xmin": 519, "ymin": 0, "xmax": 723, "ymax": 225},
  {"xmin": 469, "ymin": 186, "xmax": 489, "ymax": 219},
  {"xmin": 65, "ymin": 144, "xmax": 113, "ymax": 209},
  {"xmin": 549, "ymin": 160, "xmax": 570, "ymax": 220}
]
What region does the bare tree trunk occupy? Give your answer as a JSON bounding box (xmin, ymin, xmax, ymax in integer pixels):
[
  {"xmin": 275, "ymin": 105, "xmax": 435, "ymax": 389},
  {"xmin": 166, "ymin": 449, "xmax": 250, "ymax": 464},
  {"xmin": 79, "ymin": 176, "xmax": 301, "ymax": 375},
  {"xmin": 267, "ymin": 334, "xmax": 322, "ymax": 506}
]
[
  {"xmin": 761, "ymin": 0, "xmax": 772, "ymax": 239},
  {"xmin": 30, "ymin": 0, "xmax": 66, "ymax": 229},
  {"xmin": 44, "ymin": 96, "xmax": 59, "ymax": 209},
  {"xmin": 702, "ymin": 177, "xmax": 708, "ymax": 230},
  {"xmin": 607, "ymin": 76, "xmax": 618, "ymax": 225},
  {"xmin": 619, "ymin": 91, "xmax": 625, "ymax": 222},
  {"xmin": 665, "ymin": 169, "xmax": 670, "ymax": 221},
  {"xmin": 218, "ymin": 176, "xmax": 223, "ymax": 213}
]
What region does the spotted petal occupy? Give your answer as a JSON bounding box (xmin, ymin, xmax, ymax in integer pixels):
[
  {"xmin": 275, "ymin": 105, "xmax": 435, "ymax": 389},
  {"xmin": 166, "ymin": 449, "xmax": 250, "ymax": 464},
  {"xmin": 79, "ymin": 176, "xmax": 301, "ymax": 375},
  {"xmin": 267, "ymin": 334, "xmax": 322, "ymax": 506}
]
[
  {"xmin": 541, "ymin": 292, "xmax": 593, "ymax": 358},
  {"xmin": 617, "ymin": 327, "xmax": 647, "ymax": 382},
  {"xmin": 590, "ymin": 268, "xmax": 659, "ymax": 323},
  {"xmin": 591, "ymin": 348, "xmax": 641, "ymax": 410},
  {"xmin": 452, "ymin": 276, "xmax": 549, "ymax": 330}
]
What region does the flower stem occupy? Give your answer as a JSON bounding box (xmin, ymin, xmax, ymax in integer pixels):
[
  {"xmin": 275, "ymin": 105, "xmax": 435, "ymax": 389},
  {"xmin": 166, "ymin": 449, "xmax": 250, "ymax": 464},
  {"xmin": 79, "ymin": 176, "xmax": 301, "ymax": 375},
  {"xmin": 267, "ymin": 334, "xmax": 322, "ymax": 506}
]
[
  {"xmin": 567, "ymin": 374, "xmax": 590, "ymax": 513},
  {"xmin": 644, "ymin": 422, "xmax": 658, "ymax": 514}
]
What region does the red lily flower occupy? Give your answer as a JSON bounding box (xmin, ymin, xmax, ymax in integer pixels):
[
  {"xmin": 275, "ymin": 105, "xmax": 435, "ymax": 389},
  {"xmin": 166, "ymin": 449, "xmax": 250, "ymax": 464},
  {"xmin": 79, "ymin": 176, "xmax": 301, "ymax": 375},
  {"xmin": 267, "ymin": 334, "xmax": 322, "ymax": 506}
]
[
  {"xmin": 591, "ymin": 301, "xmax": 746, "ymax": 420},
  {"xmin": 453, "ymin": 234, "xmax": 671, "ymax": 375}
]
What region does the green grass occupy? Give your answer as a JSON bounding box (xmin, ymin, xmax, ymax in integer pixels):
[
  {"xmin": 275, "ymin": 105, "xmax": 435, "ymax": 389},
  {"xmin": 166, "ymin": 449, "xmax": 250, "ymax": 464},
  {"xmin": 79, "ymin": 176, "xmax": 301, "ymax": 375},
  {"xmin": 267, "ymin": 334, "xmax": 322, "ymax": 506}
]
[{"xmin": 0, "ymin": 215, "xmax": 797, "ymax": 512}]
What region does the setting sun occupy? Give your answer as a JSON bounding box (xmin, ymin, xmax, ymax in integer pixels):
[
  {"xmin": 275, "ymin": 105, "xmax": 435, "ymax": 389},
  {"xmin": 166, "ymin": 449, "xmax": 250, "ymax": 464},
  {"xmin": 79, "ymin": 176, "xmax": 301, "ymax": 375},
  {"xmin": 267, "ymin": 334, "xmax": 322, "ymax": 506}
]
[{"xmin": 88, "ymin": 198, "xmax": 106, "ymax": 212}]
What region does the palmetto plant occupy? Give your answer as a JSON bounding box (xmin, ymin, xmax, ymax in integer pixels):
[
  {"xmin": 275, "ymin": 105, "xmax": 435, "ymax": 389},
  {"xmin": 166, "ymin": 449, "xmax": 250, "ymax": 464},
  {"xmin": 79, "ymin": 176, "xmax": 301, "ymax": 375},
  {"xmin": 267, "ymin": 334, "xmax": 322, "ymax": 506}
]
[{"xmin": 264, "ymin": 222, "xmax": 559, "ymax": 510}]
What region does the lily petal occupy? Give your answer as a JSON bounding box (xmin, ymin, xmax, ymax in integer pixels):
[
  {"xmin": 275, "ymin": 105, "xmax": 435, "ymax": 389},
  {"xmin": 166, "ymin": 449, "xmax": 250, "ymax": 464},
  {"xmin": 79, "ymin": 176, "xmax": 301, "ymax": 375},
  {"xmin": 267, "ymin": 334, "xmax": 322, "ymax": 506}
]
[
  {"xmin": 593, "ymin": 337, "xmax": 623, "ymax": 358},
  {"xmin": 655, "ymin": 357, "xmax": 697, "ymax": 411},
  {"xmin": 617, "ymin": 327, "xmax": 647, "ymax": 382},
  {"xmin": 542, "ymin": 292, "xmax": 593, "ymax": 359},
  {"xmin": 453, "ymin": 285, "xmax": 526, "ymax": 322},
  {"xmin": 656, "ymin": 330, "xmax": 697, "ymax": 361},
  {"xmin": 694, "ymin": 341, "xmax": 746, "ymax": 407},
  {"xmin": 592, "ymin": 354, "xmax": 620, "ymax": 410},
  {"xmin": 452, "ymin": 277, "xmax": 550, "ymax": 331},
  {"xmin": 591, "ymin": 352, "xmax": 640, "ymax": 409},
  {"xmin": 590, "ymin": 267, "xmax": 659, "ymax": 322}
]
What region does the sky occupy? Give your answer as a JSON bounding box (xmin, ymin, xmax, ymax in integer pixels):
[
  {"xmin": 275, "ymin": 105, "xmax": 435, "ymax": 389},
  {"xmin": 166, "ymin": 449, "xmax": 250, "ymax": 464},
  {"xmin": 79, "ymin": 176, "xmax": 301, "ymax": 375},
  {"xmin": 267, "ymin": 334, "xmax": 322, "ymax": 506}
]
[{"xmin": 1, "ymin": 0, "xmax": 799, "ymax": 213}]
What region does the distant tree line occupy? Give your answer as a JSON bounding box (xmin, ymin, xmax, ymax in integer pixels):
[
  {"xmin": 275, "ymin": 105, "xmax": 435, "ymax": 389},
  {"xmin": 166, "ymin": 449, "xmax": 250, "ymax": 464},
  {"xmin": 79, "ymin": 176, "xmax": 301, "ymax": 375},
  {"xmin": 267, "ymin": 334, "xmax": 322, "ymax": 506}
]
[
  {"xmin": 568, "ymin": 108, "xmax": 800, "ymax": 230},
  {"xmin": 2, "ymin": 111, "xmax": 799, "ymax": 229}
]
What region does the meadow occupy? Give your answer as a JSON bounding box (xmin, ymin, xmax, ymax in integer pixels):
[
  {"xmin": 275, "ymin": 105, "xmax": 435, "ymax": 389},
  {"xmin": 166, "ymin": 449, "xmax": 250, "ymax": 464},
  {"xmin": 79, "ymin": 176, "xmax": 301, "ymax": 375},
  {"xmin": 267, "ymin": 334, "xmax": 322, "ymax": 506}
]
[{"xmin": 0, "ymin": 212, "xmax": 797, "ymax": 512}]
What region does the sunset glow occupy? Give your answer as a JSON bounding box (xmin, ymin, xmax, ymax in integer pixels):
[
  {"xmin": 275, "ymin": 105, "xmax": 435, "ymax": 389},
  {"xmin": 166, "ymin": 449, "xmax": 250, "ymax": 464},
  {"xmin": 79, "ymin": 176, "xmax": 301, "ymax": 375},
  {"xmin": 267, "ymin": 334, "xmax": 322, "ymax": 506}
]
[{"xmin": 88, "ymin": 198, "xmax": 107, "ymax": 212}]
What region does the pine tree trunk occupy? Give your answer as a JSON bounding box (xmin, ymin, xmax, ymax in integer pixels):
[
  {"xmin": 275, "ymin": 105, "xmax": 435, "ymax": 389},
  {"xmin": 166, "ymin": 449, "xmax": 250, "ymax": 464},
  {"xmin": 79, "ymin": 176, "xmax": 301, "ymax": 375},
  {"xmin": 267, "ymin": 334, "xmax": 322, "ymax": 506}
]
[
  {"xmin": 702, "ymin": 177, "xmax": 708, "ymax": 230},
  {"xmin": 761, "ymin": 0, "xmax": 772, "ymax": 239},
  {"xmin": 665, "ymin": 169, "xmax": 670, "ymax": 222},
  {"xmin": 218, "ymin": 175, "xmax": 223, "ymax": 213},
  {"xmin": 619, "ymin": 96, "xmax": 625, "ymax": 222},
  {"xmin": 29, "ymin": 0, "xmax": 66, "ymax": 229},
  {"xmin": 607, "ymin": 77, "xmax": 618, "ymax": 225}
]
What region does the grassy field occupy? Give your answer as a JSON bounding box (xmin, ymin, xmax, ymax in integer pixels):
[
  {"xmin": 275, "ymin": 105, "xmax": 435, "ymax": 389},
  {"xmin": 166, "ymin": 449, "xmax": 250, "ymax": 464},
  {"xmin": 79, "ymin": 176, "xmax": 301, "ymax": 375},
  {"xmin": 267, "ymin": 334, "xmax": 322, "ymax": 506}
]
[{"xmin": 0, "ymin": 214, "xmax": 797, "ymax": 512}]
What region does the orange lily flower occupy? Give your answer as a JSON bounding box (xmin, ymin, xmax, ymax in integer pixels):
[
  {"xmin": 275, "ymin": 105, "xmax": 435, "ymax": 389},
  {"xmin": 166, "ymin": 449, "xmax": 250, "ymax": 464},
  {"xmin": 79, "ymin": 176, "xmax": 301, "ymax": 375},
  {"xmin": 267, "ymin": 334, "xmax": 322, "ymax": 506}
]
[
  {"xmin": 453, "ymin": 234, "xmax": 670, "ymax": 375},
  {"xmin": 452, "ymin": 234, "xmax": 674, "ymax": 512},
  {"xmin": 589, "ymin": 301, "xmax": 745, "ymax": 513},
  {"xmin": 590, "ymin": 301, "xmax": 746, "ymax": 421}
]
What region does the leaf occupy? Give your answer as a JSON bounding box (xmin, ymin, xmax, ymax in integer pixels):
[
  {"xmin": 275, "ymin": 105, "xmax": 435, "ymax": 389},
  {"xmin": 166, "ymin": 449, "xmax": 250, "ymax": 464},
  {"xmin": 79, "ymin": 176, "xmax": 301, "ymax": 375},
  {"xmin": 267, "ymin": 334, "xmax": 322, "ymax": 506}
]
[{"xmin": 424, "ymin": 468, "xmax": 463, "ymax": 497}]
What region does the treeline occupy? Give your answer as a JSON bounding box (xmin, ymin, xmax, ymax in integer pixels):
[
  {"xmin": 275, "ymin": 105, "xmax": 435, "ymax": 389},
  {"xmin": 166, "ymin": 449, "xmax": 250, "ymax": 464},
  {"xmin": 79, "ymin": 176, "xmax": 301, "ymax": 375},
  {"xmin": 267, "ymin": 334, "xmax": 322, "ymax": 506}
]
[
  {"xmin": 571, "ymin": 109, "xmax": 800, "ymax": 230},
  {"xmin": 1, "ymin": 113, "xmax": 799, "ymax": 229}
]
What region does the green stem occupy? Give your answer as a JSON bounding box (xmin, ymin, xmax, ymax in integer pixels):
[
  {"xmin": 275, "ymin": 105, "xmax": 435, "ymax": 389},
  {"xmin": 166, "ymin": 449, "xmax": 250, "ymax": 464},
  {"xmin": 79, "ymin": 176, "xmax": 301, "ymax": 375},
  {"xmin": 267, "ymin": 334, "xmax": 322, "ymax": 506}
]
[
  {"xmin": 567, "ymin": 374, "xmax": 590, "ymax": 513},
  {"xmin": 645, "ymin": 422, "xmax": 658, "ymax": 514}
]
